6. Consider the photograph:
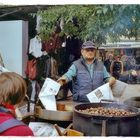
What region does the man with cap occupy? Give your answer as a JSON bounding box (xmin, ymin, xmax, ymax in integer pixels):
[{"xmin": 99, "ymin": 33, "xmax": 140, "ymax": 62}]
[{"xmin": 58, "ymin": 41, "xmax": 115, "ymax": 102}]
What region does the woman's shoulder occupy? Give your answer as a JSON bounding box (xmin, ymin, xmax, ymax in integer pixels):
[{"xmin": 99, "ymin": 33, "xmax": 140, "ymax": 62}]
[
  {"xmin": 12, "ymin": 125, "xmax": 34, "ymax": 136},
  {"xmin": 1, "ymin": 123, "xmax": 34, "ymax": 136},
  {"xmin": 0, "ymin": 114, "xmax": 33, "ymax": 136}
]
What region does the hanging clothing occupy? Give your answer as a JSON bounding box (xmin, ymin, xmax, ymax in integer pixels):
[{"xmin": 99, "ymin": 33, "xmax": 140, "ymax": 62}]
[
  {"xmin": 42, "ymin": 33, "xmax": 61, "ymax": 53},
  {"xmin": 50, "ymin": 57, "xmax": 58, "ymax": 79},
  {"xmin": 42, "ymin": 55, "xmax": 58, "ymax": 79},
  {"xmin": 29, "ymin": 36, "xmax": 42, "ymax": 58},
  {"xmin": 36, "ymin": 54, "xmax": 50, "ymax": 79},
  {"xmin": 44, "ymin": 56, "xmax": 51, "ymax": 78}
]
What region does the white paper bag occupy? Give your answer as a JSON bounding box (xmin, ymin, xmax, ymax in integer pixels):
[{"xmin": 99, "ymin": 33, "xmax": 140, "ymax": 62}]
[
  {"xmin": 87, "ymin": 83, "xmax": 114, "ymax": 103},
  {"xmin": 39, "ymin": 95, "xmax": 57, "ymax": 111},
  {"xmin": 41, "ymin": 78, "xmax": 61, "ymax": 96},
  {"xmin": 39, "ymin": 78, "xmax": 61, "ymax": 111},
  {"xmin": 29, "ymin": 122, "xmax": 65, "ymax": 136}
]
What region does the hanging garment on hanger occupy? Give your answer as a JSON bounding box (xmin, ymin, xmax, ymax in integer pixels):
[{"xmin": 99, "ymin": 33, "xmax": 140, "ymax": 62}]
[
  {"xmin": 29, "ymin": 36, "xmax": 42, "ymax": 58},
  {"xmin": 36, "ymin": 55, "xmax": 50, "ymax": 79},
  {"xmin": 42, "ymin": 33, "xmax": 61, "ymax": 53},
  {"xmin": 50, "ymin": 57, "xmax": 58, "ymax": 79},
  {"xmin": 25, "ymin": 58, "xmax": 37, "ymax": 80},
  {"xmin": 45, "ymin": 56, "xmax": 51, "ymax": 77}
]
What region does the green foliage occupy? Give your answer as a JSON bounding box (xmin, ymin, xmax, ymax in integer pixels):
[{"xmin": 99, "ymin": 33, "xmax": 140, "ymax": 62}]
[{"xmin": 36, "ymin": 5, "xmax": 140, "ymax": 44}]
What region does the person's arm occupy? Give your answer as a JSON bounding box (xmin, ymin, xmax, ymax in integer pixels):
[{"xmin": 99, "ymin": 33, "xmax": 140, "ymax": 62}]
[
  {"xmin": 57, "ymin": 64, "xmax": 77, "ymax": 86},
  {"xmin": 108, "ymin": 76, "xmax": 116, "ymax": 87}
]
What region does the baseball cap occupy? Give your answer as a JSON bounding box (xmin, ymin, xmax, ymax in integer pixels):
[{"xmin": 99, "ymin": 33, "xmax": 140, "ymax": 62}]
[{"xmin": 82, "ymin": 41, "xmax": 96, "ymax": 49}]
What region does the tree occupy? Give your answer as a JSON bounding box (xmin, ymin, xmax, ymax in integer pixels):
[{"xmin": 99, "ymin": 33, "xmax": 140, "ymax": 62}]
[{"xmin": 37, "ymin": 5, "xmax": 140, "ymax": 45}]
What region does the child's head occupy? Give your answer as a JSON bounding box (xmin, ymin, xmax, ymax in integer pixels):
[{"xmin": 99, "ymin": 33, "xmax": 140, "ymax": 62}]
[{"xmin": 0, "ymin": 72, "xmax": 27, "ymax": 105}]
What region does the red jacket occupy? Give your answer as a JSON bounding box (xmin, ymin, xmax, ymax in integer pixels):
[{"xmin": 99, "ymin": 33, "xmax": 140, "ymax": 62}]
[{"xmin": 0, "ymin": 112, "xmax": 34, "ymax": 136}]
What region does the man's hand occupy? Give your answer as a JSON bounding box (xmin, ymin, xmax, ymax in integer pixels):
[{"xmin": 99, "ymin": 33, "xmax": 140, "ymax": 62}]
[
  {"xmin": 57, "ymin": 76, "xmax": 67, "ymax": 86},
  {"xmin": 109, "ymin": 76, "xmax": 116, "ymax": 87}
]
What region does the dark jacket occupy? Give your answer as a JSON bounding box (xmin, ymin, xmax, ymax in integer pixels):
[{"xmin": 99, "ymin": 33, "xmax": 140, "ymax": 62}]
[{"xmin": 72, "ymin": 58, "xmax": 105, "ymax": 102}]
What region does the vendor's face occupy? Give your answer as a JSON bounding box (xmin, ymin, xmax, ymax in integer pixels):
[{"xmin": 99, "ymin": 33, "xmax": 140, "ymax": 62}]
[{"xmin": 81, "ymin": 48, "xmax": 96, "ymax": 60}]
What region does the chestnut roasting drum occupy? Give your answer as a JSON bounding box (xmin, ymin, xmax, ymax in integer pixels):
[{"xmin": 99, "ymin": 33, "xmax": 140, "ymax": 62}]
[{"xmin": 73, "ymin": 102, "xmax": 140, "ymax": 136}]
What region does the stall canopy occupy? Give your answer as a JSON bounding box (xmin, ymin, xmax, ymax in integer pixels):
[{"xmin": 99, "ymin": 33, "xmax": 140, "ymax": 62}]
[{"xmin": 101, "ymin": 42, "xmax": 140, "ymax": 49}]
